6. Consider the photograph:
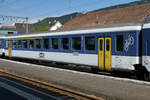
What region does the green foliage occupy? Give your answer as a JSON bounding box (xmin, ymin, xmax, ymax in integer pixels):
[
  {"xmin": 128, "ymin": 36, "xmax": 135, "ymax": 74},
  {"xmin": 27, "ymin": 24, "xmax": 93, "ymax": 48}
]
[
  {"xmin": 34, "ymin": 12, "xmax": 79, "ymax": 32},
  {"xmin": 34, "ymin": 0, "xmax": 150, "ymax": 32},
  {"xmin": 34, "ymin": 22, "xmax": 50, "ymax": 32}
]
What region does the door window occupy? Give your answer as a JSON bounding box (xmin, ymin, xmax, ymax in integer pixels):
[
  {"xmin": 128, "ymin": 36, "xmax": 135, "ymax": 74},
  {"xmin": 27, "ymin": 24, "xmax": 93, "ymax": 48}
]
[
  {"xmin": 106, "ymin": 39, "xmax": 110, "ymax": 51},
  {"xmin": 100, "ymin": 39, "xmax": 103, "ymax": 51}
]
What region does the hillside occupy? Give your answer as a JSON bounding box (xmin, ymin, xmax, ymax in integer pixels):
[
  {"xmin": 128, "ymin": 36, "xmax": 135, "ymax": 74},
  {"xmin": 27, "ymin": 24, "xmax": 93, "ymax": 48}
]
[
  {"xmin": 60, "ymin": 0, "xmax": 150, "ymax": 30},
  {"xmin": 34, "ymin": 0, "xmax": 150, "ymax": 32},
  {"xmin": 92, "ymin": 0, "xmax": 150, "ymax": 12},
  {"xmin": 34, "ymin": 12, "xmax": 79, "ymax": 32}
]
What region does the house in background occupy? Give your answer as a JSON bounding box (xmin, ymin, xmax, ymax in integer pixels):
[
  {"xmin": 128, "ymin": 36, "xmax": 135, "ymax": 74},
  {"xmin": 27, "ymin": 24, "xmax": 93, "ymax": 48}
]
[
  {"xmin": 0, "ymin": 26, "xmax": 18, "ymax": 36},
  {"xmin": 60, "ymin": 3, "xmax": 150, "ymax": 30},
  {"xmin": 15, "ymin": 23, "xmax": 35, "ymax": 34},
  {"xmin": 49, "ymin": 21, "xmax": 62, "ymax": 31}
]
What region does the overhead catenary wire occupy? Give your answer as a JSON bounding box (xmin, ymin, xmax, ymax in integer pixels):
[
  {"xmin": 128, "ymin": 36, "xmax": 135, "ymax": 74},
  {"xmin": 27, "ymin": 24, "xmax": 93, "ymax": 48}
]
[{"xmin": 0, "ymin": 15, "xmax": 29, "ymax": 33}]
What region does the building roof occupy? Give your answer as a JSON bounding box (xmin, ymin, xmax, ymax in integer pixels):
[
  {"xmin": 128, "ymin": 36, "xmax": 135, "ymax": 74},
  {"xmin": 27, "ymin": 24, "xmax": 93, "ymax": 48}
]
[
  {"xmin": 60, "ymin": 3, "xmax": 150, "ymax": 30},
  {"xmin": 15, "ymin": 23, "xmax": 35, "ymax": 34},
  {"xmin": 0, "ymin": 26, "xmax": 16, "ymax": 30}
]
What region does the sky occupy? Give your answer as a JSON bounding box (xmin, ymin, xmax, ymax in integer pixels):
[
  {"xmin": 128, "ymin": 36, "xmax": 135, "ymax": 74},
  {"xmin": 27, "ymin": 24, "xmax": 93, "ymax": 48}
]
[{"xmin": 0, "ymin": 0, "xmax": 139, "ymax": 25}]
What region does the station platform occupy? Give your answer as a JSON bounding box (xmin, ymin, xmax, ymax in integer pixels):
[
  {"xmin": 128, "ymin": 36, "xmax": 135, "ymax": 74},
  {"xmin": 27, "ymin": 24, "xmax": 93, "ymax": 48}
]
[{"xmin": 0, "ymin": 58, "xmax": 150, "ymax": 100}]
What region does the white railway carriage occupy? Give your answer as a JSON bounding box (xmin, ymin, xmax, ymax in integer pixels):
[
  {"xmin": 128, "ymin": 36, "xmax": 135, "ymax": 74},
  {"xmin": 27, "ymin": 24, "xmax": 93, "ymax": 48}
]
[{"xmin": 1, "ymin": 23, "xmax": 150, "ymax": 80}]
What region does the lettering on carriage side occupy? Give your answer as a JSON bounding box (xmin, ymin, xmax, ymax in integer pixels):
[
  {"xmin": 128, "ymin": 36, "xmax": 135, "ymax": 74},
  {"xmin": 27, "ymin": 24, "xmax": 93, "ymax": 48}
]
[
  {"xmin": 39, "ymin": 53, "xmax": 45, "ymax": 58},
  {"xmin": 124, "ymin": 34, "xmax": 134, "ymax": 51},
  {"xmin": 72, "ymin": 52, "xmax": 79, "ymax": 56}
]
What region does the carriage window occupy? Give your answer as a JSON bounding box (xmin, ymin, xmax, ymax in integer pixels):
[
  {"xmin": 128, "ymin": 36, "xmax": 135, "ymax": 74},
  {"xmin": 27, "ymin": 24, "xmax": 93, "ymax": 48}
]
[
  {"xmin": 72, "ymin": 37, "xmax": 81, "ymax": 50},
  {"xmin": 43, "ymin": 39, "xmax": 49, "ymax": 49},
  {"xmin": 0, "ymin": 40, "xmax": 2, "ymax": 48},
  {"xmin": 36, "ymin": 39, "xmax": 41, "ymax": 49},
  {"xmin": 13, "ymin": 40, "xmax": 17, "ymax": 48},
  {"xmin": 23, "ymin": 40, "xmax": 27, "ymax": 48},
  {"xmin": 100, "ymin": 40, "xmax": 103, "ymax": 51},
  {"xmin": 18, "ymin": 40, "xmax": 22, "ymax": 48},
  {"xmin": 106, "ymin": 39, "xmax": 110, "ymax": 51},
  {"xmin": 85, "ymin": 37, "xmax": 95, "ymax": 51},
  {"xmin": 29, "ymin": 40, "xmax": 34, "ymax": 49},
  {"xmin": 116, "ymin": 35, "xmax": 123, "ymax": 51},
  {"xmin": 52, "ymin": 38, "xmax": 58, "ymax": 49},
  {"xmin": 61, "ymin": 38, "xmax": 69, "ymax": 50}
]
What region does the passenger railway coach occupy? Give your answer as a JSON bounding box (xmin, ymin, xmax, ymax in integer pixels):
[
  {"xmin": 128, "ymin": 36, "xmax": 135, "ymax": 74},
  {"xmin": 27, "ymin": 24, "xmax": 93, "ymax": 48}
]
[{"xmin": 0, "ymin": 23, "xmax": 150, "ymax": 80}]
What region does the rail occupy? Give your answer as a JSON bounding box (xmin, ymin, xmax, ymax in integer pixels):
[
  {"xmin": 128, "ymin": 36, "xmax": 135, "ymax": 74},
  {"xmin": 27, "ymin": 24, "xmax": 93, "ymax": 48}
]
[{"xmin": 0, "ymin": 70, "xmax": 104, "ymax": 100}]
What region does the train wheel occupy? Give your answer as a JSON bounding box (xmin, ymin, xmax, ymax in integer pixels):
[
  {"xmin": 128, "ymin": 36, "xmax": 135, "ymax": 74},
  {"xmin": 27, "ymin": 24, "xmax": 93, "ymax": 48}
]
[
  {"xmin": 143, "ymin": 70, "xmax": 150, "ymax": 81},
  {"xmin": 136, "ymin": 69, "xmax": 150, "ymax": 81},
  {"xmin": 135, "ymin": 70, "xmax": 144, "ymax": 80},
  {"xmin": 1, "ymin": 53, "xmax": 5, "ymax": 58}
]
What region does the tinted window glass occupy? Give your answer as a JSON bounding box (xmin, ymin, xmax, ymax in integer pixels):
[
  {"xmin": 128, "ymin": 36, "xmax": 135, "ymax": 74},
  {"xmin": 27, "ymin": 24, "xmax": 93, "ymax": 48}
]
[
  {"xmin": 100, "ymin": 40, "xmax": 103, "ymax": 51},
  {"xmin": 106, "ymin": 39, "xmax": 110, "ymax": 51},
  {"xmin": 43, "ymin": 39, "xmax": 49, "ymax": 49},
  {"xmin": 85, "ymin": 37, "xmax": 95, "ymax": 51},
  {"xmin": 72, "ymin": 37, "xmax": 81, "ymax": 50},
  {"xmin": 61, "ymin": 38, "xmax": 69, "ymax": 50},
  {"xmin": 29, "ymin": 40, "xmax": 34, "ymax": 49},
  {"xmin": 52, "ymin": 38, "xmax": 58, "ymax": 49},
  {"xmin": 116, "ymin": 35, "xmax": 123, "ymax": 51},
  {"xmin": 36, "ymin": 39, "xmax": 41, "ymax": 49},
  {"xmin": 23, "ymin": 40, "xmax": 27, "ymax": 48},
  {"xmin": 18, "ymin": 40, "xmax": 22, "ymax": 48},
  {"xmin": 13, "ymin": 40, "xmax": 17, "ymax": 48}
]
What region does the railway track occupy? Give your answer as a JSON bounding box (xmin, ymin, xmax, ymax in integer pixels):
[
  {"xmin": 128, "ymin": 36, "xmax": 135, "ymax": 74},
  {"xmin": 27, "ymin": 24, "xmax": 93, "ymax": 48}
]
[{"xmin": 0, "ymin": 70, "xmax": 103, "ymax": 100}]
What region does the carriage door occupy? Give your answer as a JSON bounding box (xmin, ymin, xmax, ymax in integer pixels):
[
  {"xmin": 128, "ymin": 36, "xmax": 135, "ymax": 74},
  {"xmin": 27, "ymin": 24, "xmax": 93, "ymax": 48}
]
[
  {"xmin": 8, "ymin": 40, "xmax": 12, "ymax": 57},
  {"xmin": 98, "ymin": 37, "xmax": 111, "ymax": 71}
]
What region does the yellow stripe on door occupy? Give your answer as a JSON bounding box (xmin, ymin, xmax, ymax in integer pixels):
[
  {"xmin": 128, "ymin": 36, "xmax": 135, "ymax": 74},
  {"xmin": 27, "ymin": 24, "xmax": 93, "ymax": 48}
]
[
  {"xmin": 8, "ymin": 40, "xmax": 12, "ymax": 57},
  {"xmin": 98, "ymin": 37, "xmax": 111, "ymax": 71}
]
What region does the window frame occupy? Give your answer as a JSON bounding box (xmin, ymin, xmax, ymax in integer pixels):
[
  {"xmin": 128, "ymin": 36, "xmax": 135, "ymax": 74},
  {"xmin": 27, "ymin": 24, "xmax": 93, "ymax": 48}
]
[
  {"xmin": 36, "ymin": 39, "xmax": 41, "ymax": 49},
  {"xmin": 17, "ymin": 40, "xmax": 22, "ymax": 49},
  {"xmin": 29, "ymin": 39, "xmax": 34, "ymax": 49},
  {"xmin": 43, "ymin": 38, "xmax": 49, "ymax": 50},
  {"xmin": 100, "ymin": 39, "xmax": 103, "ymax": 51},
  {"xmin": 23, "ymin": 40, "xmax": 28, "ymax": 49},
  {"xmin": 51, "ymin": 38, "xmax": 59, "ymax": 50},
  {"xmin": 13, "ymin": 40, "xmax": 17, "ymax": 49},
  {"xmin": 84, "ymin": 36, "xmax": 96, "ymax": 51},
  {"xmin": 61, "ymin": 37, "xmax": 70, "ymax": 50},
  {"xmin": 71, "ymin": 36, "xmax": 82, "ymax": 51},
  {"xmin": 106, "ymin": 39, "xmax": 110, "ymax": 51},
  {"xmin": 116, "ymin": 35, "xmax": 124, "ymax": 52}
]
